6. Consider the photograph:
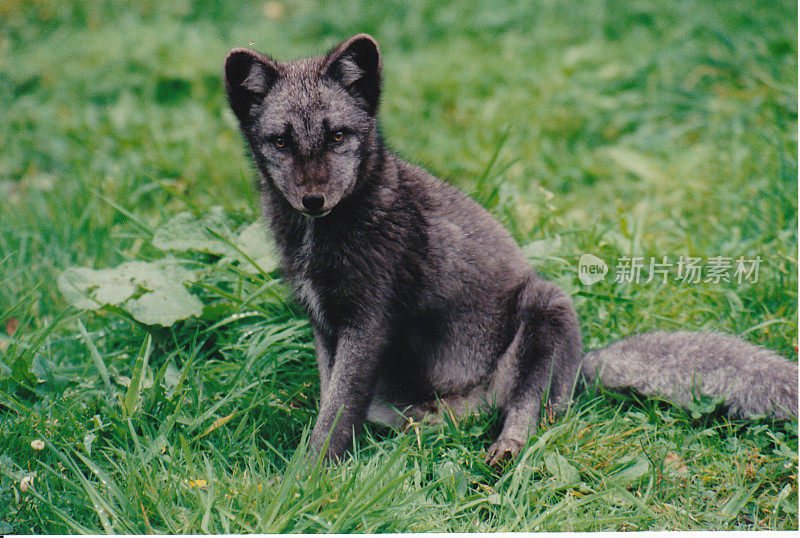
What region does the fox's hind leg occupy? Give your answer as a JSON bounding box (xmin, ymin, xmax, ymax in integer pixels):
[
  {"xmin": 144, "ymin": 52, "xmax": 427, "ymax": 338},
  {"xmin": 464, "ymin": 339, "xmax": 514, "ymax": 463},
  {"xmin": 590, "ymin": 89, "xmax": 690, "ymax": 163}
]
[{"xmin": 486, "ymin": 276, "xmax": 582, "ymax": 466}]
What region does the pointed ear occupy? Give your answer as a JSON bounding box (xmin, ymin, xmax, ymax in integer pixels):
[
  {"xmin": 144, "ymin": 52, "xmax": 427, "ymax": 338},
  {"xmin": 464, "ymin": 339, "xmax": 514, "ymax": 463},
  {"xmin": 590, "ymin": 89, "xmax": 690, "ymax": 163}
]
[
  {"xmin": 224, "ymin": 48, "xmax": 279, "ymax": 123},
  {"xmin": 322, "ymin": 34, "xmax": 382, "ymax": 115}
]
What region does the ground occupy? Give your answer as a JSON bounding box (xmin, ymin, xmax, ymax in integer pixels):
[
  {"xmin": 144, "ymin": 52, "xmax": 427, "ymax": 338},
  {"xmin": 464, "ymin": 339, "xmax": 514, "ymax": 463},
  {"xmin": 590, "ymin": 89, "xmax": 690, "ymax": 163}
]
[{"xmin": 0, "ymin": 0, "xmax": 797, "ymax": 532}]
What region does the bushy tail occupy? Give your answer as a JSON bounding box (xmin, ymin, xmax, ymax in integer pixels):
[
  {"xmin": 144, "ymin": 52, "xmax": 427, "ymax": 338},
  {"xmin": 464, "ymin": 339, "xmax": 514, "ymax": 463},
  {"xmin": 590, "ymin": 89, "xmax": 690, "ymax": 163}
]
[{"xmin": 580, "ymin": 331, "xmax": 798, "ymax": 420}]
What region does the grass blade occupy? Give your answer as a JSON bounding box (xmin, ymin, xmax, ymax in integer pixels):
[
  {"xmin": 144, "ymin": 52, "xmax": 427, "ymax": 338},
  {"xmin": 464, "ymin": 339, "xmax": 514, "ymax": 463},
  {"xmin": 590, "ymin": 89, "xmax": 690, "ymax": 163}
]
[
  {"xmin": 77, "ymin": 319, "xmax": 112, "ymax": 391},
  {"xmin": 124, "ymin": 333, "xmax": 152, "ymax": 416}
]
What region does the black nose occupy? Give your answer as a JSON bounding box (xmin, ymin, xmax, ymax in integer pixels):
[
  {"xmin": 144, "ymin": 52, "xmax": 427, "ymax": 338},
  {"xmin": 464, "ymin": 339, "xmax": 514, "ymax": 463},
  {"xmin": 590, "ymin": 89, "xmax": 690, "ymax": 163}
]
[{"xmin": 302, "ymin": 194, "xmax": 325, "ymax": 213}]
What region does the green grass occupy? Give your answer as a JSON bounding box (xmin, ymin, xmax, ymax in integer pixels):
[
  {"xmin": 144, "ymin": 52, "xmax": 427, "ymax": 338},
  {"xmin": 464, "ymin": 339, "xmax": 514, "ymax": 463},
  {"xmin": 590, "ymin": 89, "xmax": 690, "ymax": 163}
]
[{"xmin": 0, "ymin": 0, "xmax": 797, "ymax": 532}]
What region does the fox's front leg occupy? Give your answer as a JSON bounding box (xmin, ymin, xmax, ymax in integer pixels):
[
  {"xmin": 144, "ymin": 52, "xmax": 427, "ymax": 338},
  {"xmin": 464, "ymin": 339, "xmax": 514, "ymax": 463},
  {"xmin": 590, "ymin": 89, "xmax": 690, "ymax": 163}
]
[
  {"xmin": 313, "ymin": 327, "xmax": 334, "ymax": 396},
  {"xmin": 310, "ymin": 321, "xmax": 389, "ymax": 460}
]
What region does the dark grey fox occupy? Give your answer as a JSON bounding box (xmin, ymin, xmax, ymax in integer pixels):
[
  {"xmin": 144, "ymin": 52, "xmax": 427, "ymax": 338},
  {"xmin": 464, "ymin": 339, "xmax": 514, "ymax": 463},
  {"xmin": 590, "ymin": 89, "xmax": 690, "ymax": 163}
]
[{"xmin": 223, "ymin": 34, "xmax": 798, "ymax": 465}]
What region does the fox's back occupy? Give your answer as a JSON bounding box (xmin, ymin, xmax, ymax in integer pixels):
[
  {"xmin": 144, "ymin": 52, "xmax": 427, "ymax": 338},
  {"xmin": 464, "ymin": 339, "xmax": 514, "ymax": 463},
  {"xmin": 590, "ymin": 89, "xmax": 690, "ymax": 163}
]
[
  {"xmin": 397, "ymin": 157, "xmax": 531, "ymax": 305},
  {"xmin": 368, "ymin": 158, "xmax": 534, "ymax": 401}
]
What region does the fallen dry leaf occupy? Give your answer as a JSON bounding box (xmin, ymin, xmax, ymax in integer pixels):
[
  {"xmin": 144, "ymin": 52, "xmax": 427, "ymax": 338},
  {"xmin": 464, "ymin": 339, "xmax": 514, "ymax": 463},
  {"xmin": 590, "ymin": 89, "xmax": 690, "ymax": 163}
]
[
  {"xmin": 5, "ymin": 317, "xmax": 19, "ymax": 336},
  {"xmin": 663, "ymin": 452, "xmax": 689, "ymax": 478}
]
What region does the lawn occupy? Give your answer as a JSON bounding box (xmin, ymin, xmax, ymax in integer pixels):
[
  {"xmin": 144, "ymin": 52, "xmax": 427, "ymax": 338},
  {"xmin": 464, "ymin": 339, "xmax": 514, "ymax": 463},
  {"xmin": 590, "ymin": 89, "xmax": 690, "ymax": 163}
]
[{"xmin": 0, "ymin": 0, "xmax": 797, "ymax": 532}]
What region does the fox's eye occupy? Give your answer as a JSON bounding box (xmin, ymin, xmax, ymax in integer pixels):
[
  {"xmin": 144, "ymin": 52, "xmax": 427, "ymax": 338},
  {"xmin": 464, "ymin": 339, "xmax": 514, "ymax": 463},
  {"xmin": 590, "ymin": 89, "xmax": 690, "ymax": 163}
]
[
  {"xmin": 273, "ymin": 137, "xmax": 286, "ymax": 149},
  {"xmin": 332, "ymin": 130, "xmax": 344, "ymax": 143}
]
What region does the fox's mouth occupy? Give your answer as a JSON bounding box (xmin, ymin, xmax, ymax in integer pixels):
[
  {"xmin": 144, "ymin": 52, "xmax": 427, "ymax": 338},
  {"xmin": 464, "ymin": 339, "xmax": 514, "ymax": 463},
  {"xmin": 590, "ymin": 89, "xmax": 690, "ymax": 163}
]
[
  {"xmin": 301, "ymin": 208, "xmax": 331, "ymax": 218},
  {"xmin": 298, "ymin": 192, "xmax": 331, "ymax": 218}
]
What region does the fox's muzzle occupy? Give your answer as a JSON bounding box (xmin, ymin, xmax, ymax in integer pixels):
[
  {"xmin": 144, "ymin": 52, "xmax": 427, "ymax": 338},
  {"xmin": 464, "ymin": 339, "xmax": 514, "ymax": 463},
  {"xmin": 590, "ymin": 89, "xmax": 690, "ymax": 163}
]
[{"xmin": 302, "ymin": 194, "xmax": 325, "ymax": 215}]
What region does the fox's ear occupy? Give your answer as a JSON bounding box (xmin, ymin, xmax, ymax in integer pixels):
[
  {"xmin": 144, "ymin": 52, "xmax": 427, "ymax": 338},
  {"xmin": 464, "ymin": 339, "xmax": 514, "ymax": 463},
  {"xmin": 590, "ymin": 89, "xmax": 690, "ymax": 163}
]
[
  {"xmin": 323, "ymin": 34, "xmax": 382, "ymax": 115},
  {"xmin": 224, "ymin": 48, "xmax": 279, "ymax": 123}
]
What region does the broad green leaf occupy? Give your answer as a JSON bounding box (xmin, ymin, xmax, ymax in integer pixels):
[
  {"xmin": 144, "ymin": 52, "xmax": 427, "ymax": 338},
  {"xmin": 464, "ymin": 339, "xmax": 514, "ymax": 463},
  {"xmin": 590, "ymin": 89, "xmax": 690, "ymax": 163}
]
[
  {"xmin": 57, "ymin": 266, "xmax": 137, "ymax": 309},
  {"xmin": 544, "ymin": 451, "xmax": 580, "ymax": 487},
  {"xmin": 608, "ymin": 455, "xmax": 650, "ymax": 485},
  {"xmin": 151, "ymin": 207, "xmax": 279, "ymax": 273},
  {"xmin": 719, "ymin": 485, "xmax": 759, "ymax": 522},
  {"xmin": 57, "ymin": 259, "xmax": 202, "ymax": 327},
  {"xmin": 11, "ymin": 355, "xmax": 38, "ymax": 386},
  {"xmin": 151, "ymin": 206, "xmax": 235, "ymax": 255},
  {"xmin": 83, "ymin": 433, "xmax": 96, "ymax": 456},
  {"xmin": 229, "ymin": 221, "xmax": 280, "ymax": 273},
  {"xmin": 124, "ymin": 283, "xmax": 202, "ymax": 327}
]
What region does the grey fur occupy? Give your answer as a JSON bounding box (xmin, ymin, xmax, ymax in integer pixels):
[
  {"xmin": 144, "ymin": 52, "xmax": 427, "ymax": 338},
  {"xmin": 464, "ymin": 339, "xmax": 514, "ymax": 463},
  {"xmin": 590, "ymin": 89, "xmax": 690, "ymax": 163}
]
[
  {"xmin": 223, "ymin": 35, "xmax": 798, "ymax": 465},
  {"xmin": 582, "ymin": 331, "xmax": 798, "ymax": 420}
]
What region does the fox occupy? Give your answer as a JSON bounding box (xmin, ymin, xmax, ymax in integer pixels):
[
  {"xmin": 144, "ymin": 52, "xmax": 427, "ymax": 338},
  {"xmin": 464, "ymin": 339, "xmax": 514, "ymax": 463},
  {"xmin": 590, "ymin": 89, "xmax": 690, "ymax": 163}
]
[{"xmin": 223, "ymin": 34, "xmax": 798, "ymax": 465}]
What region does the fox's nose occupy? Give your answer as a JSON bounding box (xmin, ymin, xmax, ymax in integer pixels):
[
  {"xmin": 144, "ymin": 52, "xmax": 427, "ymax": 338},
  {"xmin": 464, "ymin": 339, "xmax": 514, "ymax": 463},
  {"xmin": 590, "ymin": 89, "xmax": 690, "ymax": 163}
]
[{"xmin": 302, "ymin": 194, "xmax": 325, "ymax": 213}]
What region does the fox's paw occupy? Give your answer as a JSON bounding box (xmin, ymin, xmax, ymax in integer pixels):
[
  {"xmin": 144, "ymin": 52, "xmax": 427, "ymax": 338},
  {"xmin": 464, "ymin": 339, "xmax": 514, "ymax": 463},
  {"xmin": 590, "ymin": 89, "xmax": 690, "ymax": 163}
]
[{"xmin": 485, "ymin": 438, "xmax": 524, "ymax": 468}]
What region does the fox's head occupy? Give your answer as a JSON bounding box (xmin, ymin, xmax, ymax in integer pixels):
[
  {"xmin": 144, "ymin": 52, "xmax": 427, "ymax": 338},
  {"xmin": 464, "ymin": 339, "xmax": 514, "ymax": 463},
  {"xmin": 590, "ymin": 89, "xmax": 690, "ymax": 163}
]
[{"xmin": 224, "ymin": 34, "xmax": 382, "ymax": 217}]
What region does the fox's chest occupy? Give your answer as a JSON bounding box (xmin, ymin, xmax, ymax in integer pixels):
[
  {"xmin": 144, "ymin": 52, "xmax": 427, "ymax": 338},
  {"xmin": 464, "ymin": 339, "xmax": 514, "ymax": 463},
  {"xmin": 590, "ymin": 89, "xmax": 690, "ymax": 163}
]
[
  {"xmin": 288, "ymin": 227, "xmax": 384, "ymax": 331},
  {"xmin": 290, "ymin": 254, "xmax": 344, "ymax": 332},
  {"xmin": 293, "ymin": 276, "xmax": 328, "ymax": 329}
]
